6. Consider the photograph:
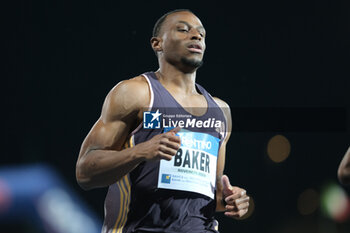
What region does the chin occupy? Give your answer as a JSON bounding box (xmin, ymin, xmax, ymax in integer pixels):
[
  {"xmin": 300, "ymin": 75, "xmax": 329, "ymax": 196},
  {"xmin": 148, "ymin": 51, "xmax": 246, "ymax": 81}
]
[{"xmin": 181, "ymin": 57, "xmax": 204, "ymax": 68}]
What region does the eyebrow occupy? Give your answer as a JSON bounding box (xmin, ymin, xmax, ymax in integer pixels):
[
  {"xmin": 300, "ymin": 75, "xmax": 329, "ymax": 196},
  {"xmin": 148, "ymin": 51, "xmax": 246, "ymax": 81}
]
[{"xmin": 177, "ymin": 21, "xmax": 206, "ymax": 31}]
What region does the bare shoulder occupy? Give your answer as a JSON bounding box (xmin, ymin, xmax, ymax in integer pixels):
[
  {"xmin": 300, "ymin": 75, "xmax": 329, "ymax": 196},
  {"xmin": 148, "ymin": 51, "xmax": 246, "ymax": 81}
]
[
  {"xmin": 212, "ymin": 97, "xmax": 230, "ymax": 110},
  {"xmin": 212, "ymin": 97, "xmax": 232, "ymax": 135},
  {"xmin": 109, "ymin": 75, "xmax": 149, "ymax": 101},
  {"xmin": 102, "ymin": 75, "xmax": 150, "ymax": 121}
]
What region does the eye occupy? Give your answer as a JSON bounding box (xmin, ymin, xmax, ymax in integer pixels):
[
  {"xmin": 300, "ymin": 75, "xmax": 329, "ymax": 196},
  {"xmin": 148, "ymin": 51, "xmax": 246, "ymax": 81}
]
[{"xmin": 178, "ymin": 28, "xmax": 189, "ymax": 32}]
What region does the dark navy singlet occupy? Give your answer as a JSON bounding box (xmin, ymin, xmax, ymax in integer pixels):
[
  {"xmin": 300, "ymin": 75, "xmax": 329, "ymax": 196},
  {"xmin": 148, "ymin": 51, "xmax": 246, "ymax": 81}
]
[{"xmin": 102, "ymin": 72, "xmax": 227, "ymax": 233}]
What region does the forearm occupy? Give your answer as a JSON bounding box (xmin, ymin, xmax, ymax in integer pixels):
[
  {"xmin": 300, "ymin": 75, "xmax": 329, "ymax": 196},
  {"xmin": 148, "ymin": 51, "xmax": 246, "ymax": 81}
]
[
  {"xmin": 216, "ymin": 193, "xmax": 226, "ymax": 212},
  {"xmin": 76, "ymin": 146, "xmax": 144, "ymax": 190},
  {"xmin": 338, "ymin": 147, "xmax": 350, "ymax": 185},
  {"xmin": 215, "ymin": 175, "xmax": 225, "ymax": 212}
]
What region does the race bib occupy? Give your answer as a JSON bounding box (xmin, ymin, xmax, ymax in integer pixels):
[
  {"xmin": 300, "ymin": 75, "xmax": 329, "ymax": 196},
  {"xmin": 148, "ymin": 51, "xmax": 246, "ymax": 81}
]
[{"xmin": 157, "ymin": 129, "xmax": 219, "ymax": 199}]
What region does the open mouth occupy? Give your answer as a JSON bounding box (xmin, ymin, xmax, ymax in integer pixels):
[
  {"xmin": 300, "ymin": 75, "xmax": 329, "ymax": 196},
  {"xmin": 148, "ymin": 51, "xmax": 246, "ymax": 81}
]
[{"xmin": 187, "ymin": 44, "xmax": 203, "ymax": 53}]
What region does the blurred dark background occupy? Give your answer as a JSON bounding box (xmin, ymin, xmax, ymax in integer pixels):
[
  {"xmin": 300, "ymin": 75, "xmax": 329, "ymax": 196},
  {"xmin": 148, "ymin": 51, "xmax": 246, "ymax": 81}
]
[{"xmin": 3, "ymin": 0, "xmax": 350, "ymax": 232}]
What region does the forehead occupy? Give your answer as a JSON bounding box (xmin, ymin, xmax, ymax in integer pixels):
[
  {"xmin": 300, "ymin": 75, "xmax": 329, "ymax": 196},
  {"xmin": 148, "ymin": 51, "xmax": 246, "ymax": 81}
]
[{"xmin": 163, "ymin": 11, "xmax": 204, "ymax": 29}]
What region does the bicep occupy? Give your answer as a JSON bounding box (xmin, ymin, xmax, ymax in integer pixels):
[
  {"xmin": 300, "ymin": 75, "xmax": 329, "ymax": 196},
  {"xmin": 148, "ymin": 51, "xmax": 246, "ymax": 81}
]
[
  {"xmin": 78, "ymin": 78, "xmax": 149, "ymax": 159},
  {"xmin": 79, "ymin": 117, "xmax": 131, "ymax": 159}
]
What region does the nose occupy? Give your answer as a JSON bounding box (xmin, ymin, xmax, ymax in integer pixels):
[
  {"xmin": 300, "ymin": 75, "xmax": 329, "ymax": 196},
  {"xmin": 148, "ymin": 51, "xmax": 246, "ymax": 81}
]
[{"xmin": 189, "ymin": 28, "xmax": 202, "ymax": 41}]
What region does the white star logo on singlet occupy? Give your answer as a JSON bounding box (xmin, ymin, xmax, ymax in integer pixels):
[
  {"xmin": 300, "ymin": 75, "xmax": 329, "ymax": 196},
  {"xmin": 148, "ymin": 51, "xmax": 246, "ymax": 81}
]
[{"xmin": 151, "ymin": 109, "xmax": 162, "ymax": 122}]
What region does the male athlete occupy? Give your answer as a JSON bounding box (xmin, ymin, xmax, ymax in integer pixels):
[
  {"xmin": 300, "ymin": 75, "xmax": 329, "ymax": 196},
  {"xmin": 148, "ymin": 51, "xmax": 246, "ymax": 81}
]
[
  {"xmin": 338, "ymin": 147, "xmax": 350, "ymax": 185},
  {"xmin": 76, "ymin": 9, "xmax": 250, "ymax": 233}
]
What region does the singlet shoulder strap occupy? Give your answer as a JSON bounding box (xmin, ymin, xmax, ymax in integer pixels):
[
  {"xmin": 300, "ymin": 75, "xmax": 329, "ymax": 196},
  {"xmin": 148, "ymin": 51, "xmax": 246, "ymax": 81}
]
[
  {"xmin": 141, "ymin": 72, "xmax": 165, "ymax": 93},
  {"xmin": 195, "ymin": 83, "xmax": 220, "ymax": 109}
]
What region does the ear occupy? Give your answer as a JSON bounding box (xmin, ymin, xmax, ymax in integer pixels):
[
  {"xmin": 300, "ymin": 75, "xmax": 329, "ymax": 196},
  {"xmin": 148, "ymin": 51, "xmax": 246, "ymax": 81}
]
[{"xmin": 150, "ymin": 37, "xmax": 162, "ymax": 54}]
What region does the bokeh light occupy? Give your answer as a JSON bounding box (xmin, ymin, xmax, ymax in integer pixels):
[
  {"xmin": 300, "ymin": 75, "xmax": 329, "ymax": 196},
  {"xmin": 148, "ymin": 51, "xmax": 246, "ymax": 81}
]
[
  {"xmin": 297, "ymin": 188, "xmax": 319, "ymax": 215},
  {"xmin": 267, "ymin": 135, "xmax": 291, "ymax": 163},
  {"xmin": 320, "ymin": 181, "xmax": 350, "ymax": 222}
]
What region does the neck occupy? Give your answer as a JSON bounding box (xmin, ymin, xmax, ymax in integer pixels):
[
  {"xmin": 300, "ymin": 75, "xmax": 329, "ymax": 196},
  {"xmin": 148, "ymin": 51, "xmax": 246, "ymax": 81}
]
[{"xmin": 156, "ymin": 60, "xmax": 198, "ymax": 95}]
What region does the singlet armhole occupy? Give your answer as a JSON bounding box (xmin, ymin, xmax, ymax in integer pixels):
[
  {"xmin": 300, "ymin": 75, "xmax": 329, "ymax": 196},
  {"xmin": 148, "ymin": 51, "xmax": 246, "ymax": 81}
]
[{"xmin": 128, "ymin": 73, "xmax": 154, "ymax": 139}]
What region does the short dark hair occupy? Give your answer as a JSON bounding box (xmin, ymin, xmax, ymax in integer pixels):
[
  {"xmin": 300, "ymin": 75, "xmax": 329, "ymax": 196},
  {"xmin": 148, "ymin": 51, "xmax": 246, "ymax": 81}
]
[{"xmin": 152, "ymin": 9, "xmax": 193, "ymax": 37}]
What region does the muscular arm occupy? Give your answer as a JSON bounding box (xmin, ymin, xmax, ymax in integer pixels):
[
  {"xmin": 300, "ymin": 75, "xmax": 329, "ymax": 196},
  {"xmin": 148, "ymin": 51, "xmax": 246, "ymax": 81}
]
[
  {"xmin": 338, "ymin": 147, "xmax": 350, "ymax": 185},
  {"xmin": 76, "ymin": 77, "xmax": 181, "ymax": 190},
  {"xmin": 213, "ymin": 98, "xmax": 232, "ymax": 212},
  {"xmin": 213, "ymin": 98, "xmax": 249, "ymax": 219}
]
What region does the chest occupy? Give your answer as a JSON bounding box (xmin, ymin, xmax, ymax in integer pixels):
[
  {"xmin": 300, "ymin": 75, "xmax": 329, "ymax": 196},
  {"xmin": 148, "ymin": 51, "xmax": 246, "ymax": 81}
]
[{"xmin": 166, "ymin": 91, "xmax": 208, "ymax": 116}]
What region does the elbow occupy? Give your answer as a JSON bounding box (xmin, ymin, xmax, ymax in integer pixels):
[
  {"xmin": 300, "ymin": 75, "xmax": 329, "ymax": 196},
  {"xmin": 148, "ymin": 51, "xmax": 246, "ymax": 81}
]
[
  {"xmin": 338, "ymin": 166, "xmax": 350, "ymax": 186},
  {"xmin": 76, "ymin": 160, "xmax": 94, "ymax": 191},
  {"xmin": 76, "ymin": 173, "xmax": 93, "ymax": 191}
]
